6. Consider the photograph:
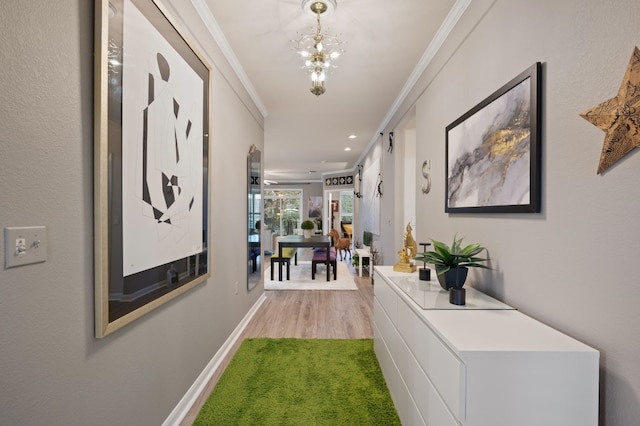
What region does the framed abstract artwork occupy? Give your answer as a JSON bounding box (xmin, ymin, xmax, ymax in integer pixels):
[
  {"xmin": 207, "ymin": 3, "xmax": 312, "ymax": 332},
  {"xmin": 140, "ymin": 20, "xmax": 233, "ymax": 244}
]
[
  {"xmin": 445, "ymin": 63, "xmax": 542, "ymax": 213},
  {"xmin": 308, "ymin": 196, "xmax": 322, "ymax": 218},
  {"xmin": 94, "ymin": 0, "xmax": 211, "ymax": 337}
]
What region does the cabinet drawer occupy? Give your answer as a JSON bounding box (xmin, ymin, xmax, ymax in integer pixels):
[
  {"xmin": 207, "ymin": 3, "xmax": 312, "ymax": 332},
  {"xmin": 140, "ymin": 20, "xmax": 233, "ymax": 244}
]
[
  {"xmin": 373, "ymin": 271, "xmax": 397, "ymax": 322},
  {"xmin": 396, "ymin": 334, "xmax": 459, "ymax": 426},
  {"xmin": 396, "ymin": 297, "xmax": 465, "ymax": 421},
  {"xmin": 374, "ymin": 297, "xmax": 399, "ymax": 362}
]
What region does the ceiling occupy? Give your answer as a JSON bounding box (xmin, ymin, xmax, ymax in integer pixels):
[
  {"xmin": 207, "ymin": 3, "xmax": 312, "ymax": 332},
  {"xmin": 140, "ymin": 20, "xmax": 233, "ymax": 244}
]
[{"xmin": 197, "ymin": 0, "xmax": 462, "ymax": 183}]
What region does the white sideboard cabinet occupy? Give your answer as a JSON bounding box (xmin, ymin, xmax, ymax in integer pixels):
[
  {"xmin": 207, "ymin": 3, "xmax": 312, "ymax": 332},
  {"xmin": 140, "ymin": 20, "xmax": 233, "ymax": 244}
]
[{"xmin": 373, "ymin": 265, "xmax": 599, "ymax": 426}]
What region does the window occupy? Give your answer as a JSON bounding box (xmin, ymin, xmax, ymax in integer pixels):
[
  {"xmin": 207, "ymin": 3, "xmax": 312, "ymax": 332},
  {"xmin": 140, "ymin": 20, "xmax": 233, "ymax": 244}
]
[
  {"xmin": 340, "ymin": 191, "xmax": 353, "ymax": 224},
  {"xmin": 248, "ymin": 193, "xmax": 261, "ymax": 232},
  {"xmin": 264, "ymin": 189, "xmax": 303, "ymax": 236}
]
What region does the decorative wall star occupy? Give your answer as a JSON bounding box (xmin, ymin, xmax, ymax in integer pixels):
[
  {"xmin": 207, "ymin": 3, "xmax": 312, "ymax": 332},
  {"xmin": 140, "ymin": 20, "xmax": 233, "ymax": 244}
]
[{"xmin": 580, "ymin": 47, "xmax": 640, "ymax": 174}]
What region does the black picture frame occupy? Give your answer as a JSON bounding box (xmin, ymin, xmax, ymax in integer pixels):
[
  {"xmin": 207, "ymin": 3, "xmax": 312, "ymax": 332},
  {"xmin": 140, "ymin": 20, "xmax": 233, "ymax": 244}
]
[
  {"xmin": 445, "ymin": 62, "xmax": 542, "ymax": 213},
  {"xmin": 94, "ymin": 0, "xmax": 211, "ymax": 337}
]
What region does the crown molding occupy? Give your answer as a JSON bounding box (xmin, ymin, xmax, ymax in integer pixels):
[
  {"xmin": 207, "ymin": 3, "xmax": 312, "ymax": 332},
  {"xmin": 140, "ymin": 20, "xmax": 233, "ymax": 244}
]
[
  {"xmin": 190, "ymin": 0, "xmax": 268, "ymax": 117},
  {"xmin": 355, "ymin": 0, "xmax": 472, "ymax": 167}
]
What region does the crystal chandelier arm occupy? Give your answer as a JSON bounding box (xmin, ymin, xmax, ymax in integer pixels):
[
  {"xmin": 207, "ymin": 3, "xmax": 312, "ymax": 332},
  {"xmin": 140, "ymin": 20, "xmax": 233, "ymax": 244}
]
[{"xmin": 293, "ymin": 0, "xmax": 344, "ymax": 96}]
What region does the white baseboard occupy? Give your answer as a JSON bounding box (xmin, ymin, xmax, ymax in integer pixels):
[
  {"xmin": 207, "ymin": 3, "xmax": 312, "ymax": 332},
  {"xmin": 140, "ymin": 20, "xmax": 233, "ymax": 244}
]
[{"xmin": 162, "ymin": 293, "xmax": 267, "ymax": 426}]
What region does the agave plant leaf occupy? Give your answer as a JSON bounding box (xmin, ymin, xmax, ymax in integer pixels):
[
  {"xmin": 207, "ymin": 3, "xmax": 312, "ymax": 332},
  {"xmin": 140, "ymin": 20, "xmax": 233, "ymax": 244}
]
[
  {"xmin": 459, "ymin": 254, "xmax": 491, "ymax": 268},
  {"xmin": 464, "ymin": 256, "xmax": 489, "ymax": 263},
  {"xmin": 450, "ymin": 237, "xmax": 460, "ymax": 253},
  {"xmin": 463, "ymin": 262, "xmax": 491, "ymax": 269},
  {"xmin": 423, "ymin": 253, "xmax": 441, "ymax": 263},
  {"xmin": 415, "ymin": 252, "xmax": 447, "ymax": 268},
  {"xmin": 460, "ymin": 258, "xmax": 491, "ymax": 267},
  {"xmin": 460, "ymin": 243, "xmax": 483, "ymax": 256},
  {"xmin": 435, "ymin": 264, "xmax": 451, "ymax": 275},
  {"xmin": 413, "ymin": 235, "xmax": 490, "ymax": 271},
  {"xmin": 431, "ymin": 240, "xmax": 451, "ymax": 257}
]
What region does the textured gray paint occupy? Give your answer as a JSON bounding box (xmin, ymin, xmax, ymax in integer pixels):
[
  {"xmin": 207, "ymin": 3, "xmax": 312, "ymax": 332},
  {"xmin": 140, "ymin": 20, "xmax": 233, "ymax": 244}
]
[
  {"xmin": 377, "ymin": 0, "xmax": 640, "ymax": 425},
  {"xmin": 0, "ymin": 1, "xmax": 263, "ymax": 424}
]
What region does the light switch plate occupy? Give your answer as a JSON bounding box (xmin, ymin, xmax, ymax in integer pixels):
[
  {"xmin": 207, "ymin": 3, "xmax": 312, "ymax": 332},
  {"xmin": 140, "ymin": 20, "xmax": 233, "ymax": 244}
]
[{"xmin": 4, "ymin": 226, "xmax": 47, "ymax": 268}]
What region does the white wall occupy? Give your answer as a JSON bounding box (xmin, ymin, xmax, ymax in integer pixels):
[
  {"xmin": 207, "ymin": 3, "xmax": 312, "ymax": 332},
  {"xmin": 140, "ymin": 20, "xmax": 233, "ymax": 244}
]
[
  {"xmin": 393, "ymin": 119, "xmax": 417, "ymax": 253},
  {"xmin": 402, "ymin": 129, "xmax": 416, "ymax": 229},
  {"xmin": 373, "ymin": 0, "xmax": 640, "ymax": 424},
  {"xmin": 357, "ymin": 141, "xmax": 391, "ymax": 263},
  {"xmin": 0, "ymin": 1, "xmax": 264, "ymax": 424}
]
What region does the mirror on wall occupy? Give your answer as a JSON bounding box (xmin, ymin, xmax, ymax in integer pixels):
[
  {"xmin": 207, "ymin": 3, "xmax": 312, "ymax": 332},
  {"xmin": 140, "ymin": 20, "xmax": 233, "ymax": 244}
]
[{"xmin": 247, "ymin": 145, "xmax": 262, "ymax": 290}]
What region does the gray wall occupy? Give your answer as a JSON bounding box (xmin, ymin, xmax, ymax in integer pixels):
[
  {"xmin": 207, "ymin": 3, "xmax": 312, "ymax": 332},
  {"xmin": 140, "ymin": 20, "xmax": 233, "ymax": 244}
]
[
  {"xmin": 266, "ymin": 182, "xmax": 323, "ymax": 223},
  {"xmin": 301, "ymin": 182, "xmax": 324, "ymax": 224},
  {"xmin": 0, "ymin": 1, "xmax": 264, "ymax": 424},
  {"xmin": 373, "ymin": 0, "xmax": 640, "ymax": 424}
]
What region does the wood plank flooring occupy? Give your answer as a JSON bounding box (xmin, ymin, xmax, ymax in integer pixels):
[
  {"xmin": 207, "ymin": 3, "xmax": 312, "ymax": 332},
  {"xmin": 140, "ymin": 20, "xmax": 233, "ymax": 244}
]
[{"xmin": 179, "ymin": 255, "xmax": 373, "ymax": 425}]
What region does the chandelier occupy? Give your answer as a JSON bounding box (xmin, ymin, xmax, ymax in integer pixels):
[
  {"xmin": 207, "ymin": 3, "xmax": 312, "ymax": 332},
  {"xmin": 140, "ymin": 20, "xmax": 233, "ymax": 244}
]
[{"xmin": 293, "ymin": 0, "xmax": 345, "ymax": 96}]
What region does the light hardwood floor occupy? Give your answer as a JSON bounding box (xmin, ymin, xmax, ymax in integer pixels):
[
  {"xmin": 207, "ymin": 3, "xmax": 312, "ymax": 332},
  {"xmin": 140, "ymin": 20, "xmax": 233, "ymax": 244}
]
[{"xmin": 179, "ymin": 254, "xmax": 373, "ymax": 425}]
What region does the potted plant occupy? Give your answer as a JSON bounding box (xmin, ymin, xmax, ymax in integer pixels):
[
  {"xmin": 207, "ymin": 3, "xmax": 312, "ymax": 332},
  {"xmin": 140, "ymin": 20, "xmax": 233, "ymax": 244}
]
[
  {"xmin": 413, "ymin": 235, "xmax": 490, "ymax": 290},
  {"xmin": 301, "ymin": 220, "xmax": 315, "ymax": 238}
]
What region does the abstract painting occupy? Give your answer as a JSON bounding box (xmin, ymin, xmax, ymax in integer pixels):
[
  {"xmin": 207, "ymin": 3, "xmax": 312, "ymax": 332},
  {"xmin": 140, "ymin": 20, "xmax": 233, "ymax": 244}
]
[
  {"xmin": 121, "ymin": 0, "xmax": 203, "ymax": 276},
  {"xmin": 94, "ymin": 0, "xmax": 210, "ymax": 337},
  {"xmin": 445, "ymin": 63, "xmax": 542, "ymax": 213},
  {"xmin": 308, "ymin": 196, "xmax": 322, "ymax": 218}
]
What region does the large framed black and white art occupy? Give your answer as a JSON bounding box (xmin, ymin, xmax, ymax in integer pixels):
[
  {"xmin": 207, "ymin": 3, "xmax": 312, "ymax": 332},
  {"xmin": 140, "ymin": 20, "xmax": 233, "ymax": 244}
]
[
  {"xmin": 445, "ymin": 63, "xmax": 542, "ymax": 213},
  {"xmin": 94, "ymin": 0, "xmax": 210, "ymax": 337}
]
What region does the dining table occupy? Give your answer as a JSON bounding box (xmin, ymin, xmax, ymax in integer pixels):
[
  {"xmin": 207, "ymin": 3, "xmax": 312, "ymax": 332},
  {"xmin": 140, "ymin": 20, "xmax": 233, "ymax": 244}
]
[{"xmin": 277, "ymin": 234, "xmax": 332, "ymax": 281}]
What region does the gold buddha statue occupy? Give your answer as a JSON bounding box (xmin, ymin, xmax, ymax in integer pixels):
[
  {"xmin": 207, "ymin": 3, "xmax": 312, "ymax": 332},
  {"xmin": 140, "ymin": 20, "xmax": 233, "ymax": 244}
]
[{"xmin": 393, "ymin": 222, "xmax": 417, "ymax": 273}]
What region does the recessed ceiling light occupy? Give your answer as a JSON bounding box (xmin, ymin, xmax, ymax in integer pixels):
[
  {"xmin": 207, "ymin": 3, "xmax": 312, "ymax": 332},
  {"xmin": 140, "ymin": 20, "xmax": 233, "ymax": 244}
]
[
  {"xmin": 344, "ymin": 147, "xmax": 351, "ymax": 151},
  {"xmin": 348, "ymin": 134, "xmax": 357, "ymax": 139}
]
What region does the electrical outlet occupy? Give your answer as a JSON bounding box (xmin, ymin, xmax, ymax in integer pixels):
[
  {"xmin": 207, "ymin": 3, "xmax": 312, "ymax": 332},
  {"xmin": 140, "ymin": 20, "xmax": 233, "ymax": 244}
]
[
  {"xmin": 234, "ymin": 281, "xmax": 239, "ymax": 295},
  {"xmin": 4, "ymin": 226, "xmax": 47, "ymax": 268}
]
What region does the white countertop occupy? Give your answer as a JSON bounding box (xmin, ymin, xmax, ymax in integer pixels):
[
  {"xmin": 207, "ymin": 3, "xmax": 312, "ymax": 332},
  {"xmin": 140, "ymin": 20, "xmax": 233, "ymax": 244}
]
[
  {"xmin": 425, "ymin": 309, "xmax": 598, "ymax": 356},
  {"xmin": 374, "ymin": 265, "xmax": 512, "ymax": 310},
  {"xmin": 374, "ymin": 265, "xmax": 598, "ymax": 357}
]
